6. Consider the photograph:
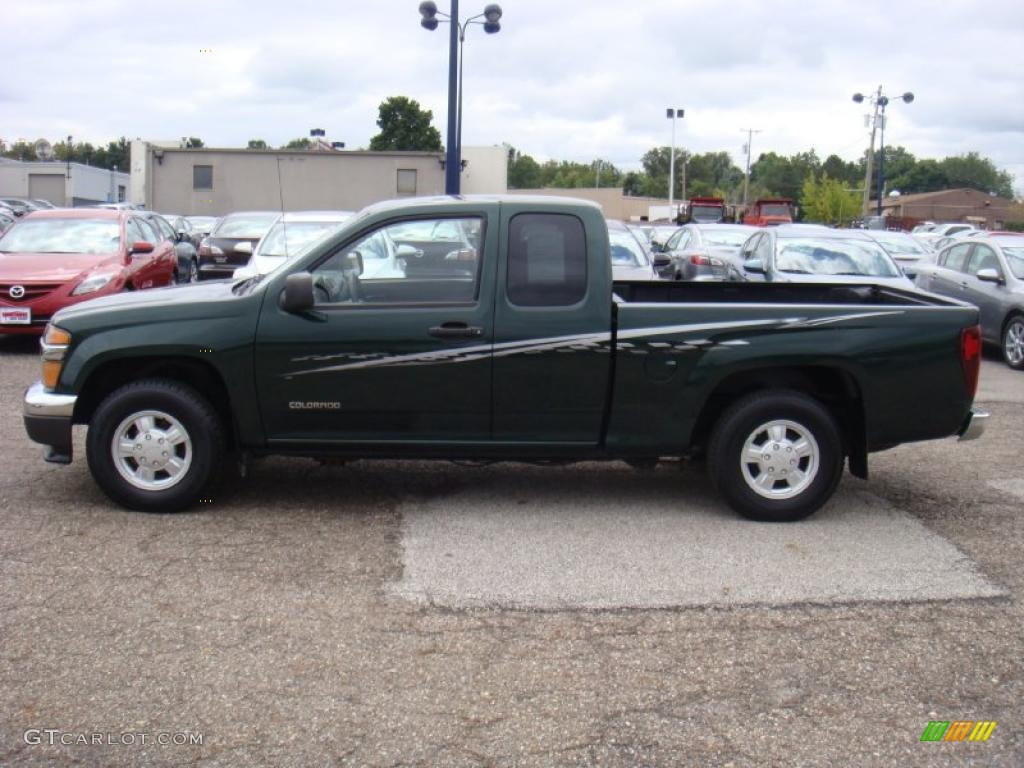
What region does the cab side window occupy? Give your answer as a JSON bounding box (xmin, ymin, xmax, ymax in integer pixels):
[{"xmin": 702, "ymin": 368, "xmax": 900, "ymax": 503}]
[
  {"xmin": 312, "ymin": 216, "xmax": 483, "ymax": 306},
  {"xmin": 507, "ymin": 213, "xmax": 587, "ymax": 307}
]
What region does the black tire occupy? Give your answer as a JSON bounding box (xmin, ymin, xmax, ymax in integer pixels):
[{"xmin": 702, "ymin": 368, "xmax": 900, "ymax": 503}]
[
  {"xmin": 1002, "ymin": 315, "xmax": 1024, "ymax": 370},
  {"xmin": 86, "ymin": 379, "xmax": 224, "ymax": 512},
  {"xmin": 707, "ymin": 389, "xmax": 844, "ymax": 522}
]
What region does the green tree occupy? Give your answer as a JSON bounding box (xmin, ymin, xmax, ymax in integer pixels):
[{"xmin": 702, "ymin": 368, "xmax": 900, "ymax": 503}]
[
  {"xmin": 247, "ymin": 139, "xmax": 268, "ymax": 149},
  {"xmin": 800, "ymin": 173, "xmax": 860, "ymax": 226},
  {"xmin": 93, "ymin": 137, "xmax": 130, "ymax": 170},
  {"xmin": 368, "ymin": 96, "xmax": 443, "ymax": 152},
  {"xmin": 622, "ymin": 171, "xmax": 646, "ymax": 196},
  {"xmin": 894, "ymin": 158, "xmax": 949, "ymax": 194},
  {"xmin": 3, "ymin": 140, "xmax": 38, "ymax": 161},
  {"xmin": 507, "ymin": 147, "xmax": 543, "ymax": 188},
  {"xmin": 939, "ymin": 152, "xmax": 1013, "ymax": 198},
  {"xmin": 184, "ymin": 137, "xmax": 204, "ymax": 148},
  {"xmin": 751, "ymin": 150, "xmax": 821, "ymax": 201},
  {"xmin": 821, "ymin": 154, "xmax": 861, "ymax": 188},
  {"xmin": 641, "ymin": 146, "xmax": 691, "ymax": 199},
  {"xmin": 281, "ymin": 137, "xmax": 314, "ymax": 150}
]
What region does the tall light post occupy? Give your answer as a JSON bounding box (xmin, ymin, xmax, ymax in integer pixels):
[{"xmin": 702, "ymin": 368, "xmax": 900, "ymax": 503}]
[
  {"xmin": 666, "ymin": 108, "xmax": 683, "ymax": 218},
  {"xmin": 853, "ymin": 87, "xmax": 914, "ymax": 217},
  {"xmin": 740, "ymin": 127, "xmax": 761, "ymax": 207},
  {"xmin": 420, "ymin": 1, "xmax": 502, "ymax": 195}
]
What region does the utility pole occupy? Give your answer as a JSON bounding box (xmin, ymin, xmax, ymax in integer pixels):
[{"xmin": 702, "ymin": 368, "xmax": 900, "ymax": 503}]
[
  {"xmin": 858, "ymin": 86, "xmax": 882, "ymax": 218},
  {"xmin": 740, "ymin": 127, "xmax": 761, "ymax": 207}
]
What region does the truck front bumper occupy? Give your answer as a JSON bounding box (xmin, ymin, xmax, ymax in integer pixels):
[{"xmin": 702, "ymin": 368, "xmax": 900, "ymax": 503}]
[
  {"xmin": 23, "ymin": 381, "xmax": 77, "ymax": 464},
  {"xmin": 957, "ymin": 409, "xmax": 989, "ymax": 442}
]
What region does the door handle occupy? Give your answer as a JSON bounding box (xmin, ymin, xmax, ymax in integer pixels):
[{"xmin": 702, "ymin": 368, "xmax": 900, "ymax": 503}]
[{"xmin": 429, "ymin": 322, "xmax": 484, "ymax": 339}]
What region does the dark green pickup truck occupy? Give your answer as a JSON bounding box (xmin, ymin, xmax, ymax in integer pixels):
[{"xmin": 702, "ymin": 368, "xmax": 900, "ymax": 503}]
[{"xmin": 24, "ymin": 196, "xmax": 987, "ymax": 521}]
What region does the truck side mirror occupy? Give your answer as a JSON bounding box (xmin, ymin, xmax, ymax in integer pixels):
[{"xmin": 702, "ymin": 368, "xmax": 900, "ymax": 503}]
[
  {"xmin": 280, "ymin": 272, "xmax": 315, "ymax": 312},
  {"xmin": 744, "ymin": 259, "xmax": 766, "ymax": 274}
]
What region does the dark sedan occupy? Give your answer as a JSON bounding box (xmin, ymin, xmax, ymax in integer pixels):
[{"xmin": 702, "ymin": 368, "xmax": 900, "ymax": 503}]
[{"xmin": 197, "ymin": 212, "xmax": 277, "ymax": 280}]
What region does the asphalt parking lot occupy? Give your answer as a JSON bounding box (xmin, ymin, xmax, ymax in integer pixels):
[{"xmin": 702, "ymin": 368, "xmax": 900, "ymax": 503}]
[{"xmin": 1, "ymin": 336, "xmax": 1021, "ymax": 767}]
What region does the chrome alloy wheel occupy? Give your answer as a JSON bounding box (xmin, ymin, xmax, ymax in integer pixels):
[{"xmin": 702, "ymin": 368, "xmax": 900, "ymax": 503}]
[
  {"xmin": 110, "ymin": 410, "xmax": 193, "ymax": 491},
  {"xmin": 740, "ymin": 419, "xmax": 820, "ymax": 500},
  {"xmin": 1005, "ymin": 319, "xmax": 1024, "ymax": 367}
]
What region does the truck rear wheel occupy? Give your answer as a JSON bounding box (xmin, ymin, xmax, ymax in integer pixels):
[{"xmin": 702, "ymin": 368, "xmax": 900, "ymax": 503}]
[
  {"xmin": 707, "ymin": 390, "xmax": 844, "ymax": 522},
  {"xmin": 86, "ymin": 379, "xmax": 224, "ymax": 512}
]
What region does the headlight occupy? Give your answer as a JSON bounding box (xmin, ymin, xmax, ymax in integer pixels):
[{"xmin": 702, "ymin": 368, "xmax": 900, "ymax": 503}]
[
  {"xmin": 41, "ymin": 324, "xmax": 71, "ymax": 389},
  {"xmin": 71, "ymin": 271, "xmax": 119, "ymax": 296}
]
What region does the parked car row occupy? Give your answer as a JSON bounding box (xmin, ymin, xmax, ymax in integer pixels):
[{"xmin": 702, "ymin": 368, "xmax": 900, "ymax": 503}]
[{"xmin": 611, "ymin": 217, "xmax": 1021, "ymax": 371}]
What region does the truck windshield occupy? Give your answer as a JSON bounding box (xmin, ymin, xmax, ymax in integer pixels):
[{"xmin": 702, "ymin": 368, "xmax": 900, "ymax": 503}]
[
  {"xmin": 760, "ymin": 204, "xmax": 791, "ymax": 217},
  {"xmin": 777, "ymin": 237, "xmax": 900, "ymax": 277},
  {"xmin": 0, "ymin": 218, "xmax": 120, "ymax": 254},
  {"xmin": 691, "ymin": 206, "xmax": 722, "ymax": 222}
]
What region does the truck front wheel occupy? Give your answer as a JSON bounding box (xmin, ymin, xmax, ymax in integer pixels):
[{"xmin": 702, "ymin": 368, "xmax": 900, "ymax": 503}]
[
  {"xmin": 86, "ymin": 379, "xmax": 224, "ymax": 512},
  {"xmin": 707, "ymin": 390, "xmax": 844, "ymax": 522}
]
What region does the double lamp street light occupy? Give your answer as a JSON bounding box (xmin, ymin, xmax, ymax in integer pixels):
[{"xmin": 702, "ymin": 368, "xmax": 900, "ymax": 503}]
[
  {"xmin": 853, "ymin": 86, "xmax": 914, "ymax": 217},
  {"xmin": 419, "ymin": 1, "xmax": 503, "ymax": 195}
]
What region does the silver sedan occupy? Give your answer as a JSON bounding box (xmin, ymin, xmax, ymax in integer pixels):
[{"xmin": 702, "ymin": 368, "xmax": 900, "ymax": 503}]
[{"xmin": 914, "ymin": 234, "xmax": 1024, "ymax": 369}]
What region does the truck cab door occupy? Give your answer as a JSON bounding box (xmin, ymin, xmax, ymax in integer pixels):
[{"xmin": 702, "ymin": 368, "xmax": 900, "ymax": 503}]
[
  {"xmin": 491, "ymin": 206, "xmax": 612, "ymax": 445},
  {"xmin": 253, "ymin": 211, "xmax": 497, "ymax": 445}
]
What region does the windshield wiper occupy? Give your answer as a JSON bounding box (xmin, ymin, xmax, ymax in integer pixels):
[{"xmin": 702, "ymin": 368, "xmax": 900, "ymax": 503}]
[{"xmin": 779, "ymin": 268, "xmax": 811, "ymax": 274}]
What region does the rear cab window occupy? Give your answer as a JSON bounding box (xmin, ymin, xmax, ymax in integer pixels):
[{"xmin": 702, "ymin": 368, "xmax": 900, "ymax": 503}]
[{"xmin": 507, "ymin": 213, "xmax": 587, "ymax": 307}]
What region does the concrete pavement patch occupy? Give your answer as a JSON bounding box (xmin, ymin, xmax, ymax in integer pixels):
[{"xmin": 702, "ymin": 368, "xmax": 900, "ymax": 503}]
[{"xmin": 392, "ymin": 465, "xmax": 1006, "ymax": 610}]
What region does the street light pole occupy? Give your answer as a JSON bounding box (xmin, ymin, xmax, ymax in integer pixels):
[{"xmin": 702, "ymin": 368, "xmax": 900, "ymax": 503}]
[
  {"xmin": 420, "ymin": 2, "xmax": 502, "ymax": 196},
  {"xmin": 853, "ymin": 87, "xmax": 913, "ymax": 219},
  {"xmin": 740, "ymin": 127, "xmax": 761, "ymax": 207},
  {"xmin": 445, "ymin": 0, "xmax": 459, "ymax": 194},
  {"xmin": 666, "ymin": 108, "xmax": 683, "ymax": 219}
]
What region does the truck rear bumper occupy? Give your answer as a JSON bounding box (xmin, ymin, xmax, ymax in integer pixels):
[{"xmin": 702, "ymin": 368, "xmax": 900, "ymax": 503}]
[
  {"xmin": 957, "ymin": 409, "xmax": 988, "ymax": 442},
  {"xmin": 23, "ymin": 381, "xmax": 76, "ymax": 463}
]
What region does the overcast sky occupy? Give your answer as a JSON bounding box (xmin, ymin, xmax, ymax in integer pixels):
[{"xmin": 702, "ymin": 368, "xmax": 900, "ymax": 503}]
[{"xmin": 5, "ymin": 0, "xmax": 1023, "ymax": 192}]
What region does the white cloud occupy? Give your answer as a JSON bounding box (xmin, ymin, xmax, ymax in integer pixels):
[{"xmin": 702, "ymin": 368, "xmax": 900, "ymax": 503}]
[{"xmin": 3, "ymin": 0, "xmax": 1022, "ymax": 189}]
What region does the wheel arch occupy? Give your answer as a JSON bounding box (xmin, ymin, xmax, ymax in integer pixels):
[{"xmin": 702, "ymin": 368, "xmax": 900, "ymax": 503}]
[
  {"xmin": 73, "ymin": 356, "xmax": 236, "ymax": 451},
  {"xmin": 691, "ymin": 364, "xmax": 868, "ymax": 478}
]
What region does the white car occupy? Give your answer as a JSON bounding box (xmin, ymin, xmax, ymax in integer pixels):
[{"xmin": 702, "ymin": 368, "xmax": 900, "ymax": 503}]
[{"xmin": 233, "ymin": 211, "xmax": 355, "ymax": 279}]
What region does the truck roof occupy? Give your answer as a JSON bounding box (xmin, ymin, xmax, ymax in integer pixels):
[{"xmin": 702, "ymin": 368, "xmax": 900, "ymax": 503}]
[{"xmin": 360, "ymin": 195, "xmax": 604, "ymax": 218}]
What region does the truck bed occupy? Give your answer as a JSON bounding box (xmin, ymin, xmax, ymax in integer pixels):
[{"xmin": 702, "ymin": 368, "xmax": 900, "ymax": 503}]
[{"xmin": 612, "ymin": 280, "xmax": 960, "ymax": 308}]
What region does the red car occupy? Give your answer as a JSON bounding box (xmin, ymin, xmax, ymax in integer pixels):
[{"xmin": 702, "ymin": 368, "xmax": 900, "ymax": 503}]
[{"xmin": 0, "ymin": 209, "xmax": 177, "ymax": 335}]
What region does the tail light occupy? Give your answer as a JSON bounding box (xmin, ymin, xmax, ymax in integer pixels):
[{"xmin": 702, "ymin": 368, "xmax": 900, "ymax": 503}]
[
  {"xmin": 688, "ymin": 253, "xmax": 723, "ymax": 267},
  {"xmin": 960, "ymin": 325, "xmax": 981, "ymax": 398}
]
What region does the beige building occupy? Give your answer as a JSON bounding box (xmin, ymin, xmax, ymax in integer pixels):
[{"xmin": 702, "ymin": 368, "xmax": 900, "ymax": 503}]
[
  {"xmin": 872, "ymin": 187, "xmax": 1016, "ymax": 228},
  {"xmin": 130, "ymin": 142, "xmax": 508, "ymax": 215},
  {"xmin": 508, "ymin": 187, "xmax": 675, "ymax": 221}
]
